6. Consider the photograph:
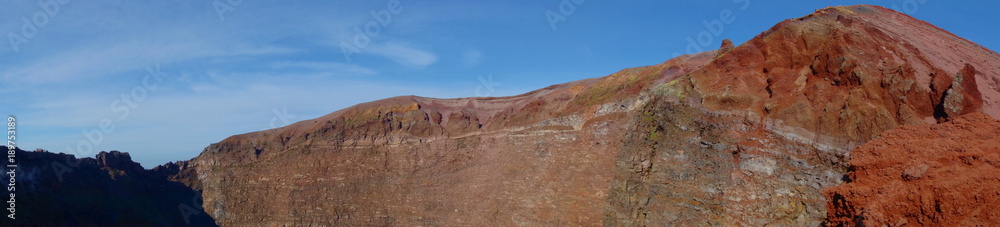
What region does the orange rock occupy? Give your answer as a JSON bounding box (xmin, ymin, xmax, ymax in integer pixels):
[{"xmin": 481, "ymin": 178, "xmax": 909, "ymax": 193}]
[{"xmin": 823, "ymin": 112, "xmax": 1000, "ymax": 226}]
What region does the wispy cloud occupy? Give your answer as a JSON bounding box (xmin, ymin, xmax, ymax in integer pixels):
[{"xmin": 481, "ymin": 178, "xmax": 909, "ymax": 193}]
[
  {"xmin": 190, "ymin": 84, "xmax": 221, "ymax": 93},
  {"xmin": 462, "ymin": 49, "xmax": 483, "ymax": 66},
  {"xmin": 270, "ymin": 61, "xmax": 377, "ymax": 75},
  {"xmin": 367, "ymin": 43, "xmax": 438, "ymax": 68},
  {"xmin": 3, "ymin": 37, "xmax": 298, "ymax": 85}
]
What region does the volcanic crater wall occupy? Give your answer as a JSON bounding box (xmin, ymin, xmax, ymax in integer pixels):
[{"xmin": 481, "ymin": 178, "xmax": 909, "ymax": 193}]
[
  {"xmin": 172, "ymin": 4, "xmax": 1000, "ymax": 226},
  {"xmin": 8, "ymin": 4, "xmax": 1000, "ymax": 226}
]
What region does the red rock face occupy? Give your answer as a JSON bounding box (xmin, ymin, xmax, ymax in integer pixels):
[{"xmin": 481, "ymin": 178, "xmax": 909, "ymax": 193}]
[
  {"xmin": 686, "ymin": 5, "xmax": 1000, "ymax": 146},
  {"xmin": 168, "ymin": 4, "xmax": 1000, "ymax": 226},
  {"xmin": 823, "ymin": 112, "xmax": 1000, "ymax": 226}
]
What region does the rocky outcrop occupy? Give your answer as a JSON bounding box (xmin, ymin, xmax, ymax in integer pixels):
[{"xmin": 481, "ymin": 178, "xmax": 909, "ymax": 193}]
[
  {"xmin": 935, "ymin": 64, "xmax": 985, "ymax": 119},
  {"xmin": 95, "ymin": 150, "xmax": 144, "ymax": 175},
  {"xmin": 823, "ymin": 112, "xmax": 1000, "ymax": 226}
]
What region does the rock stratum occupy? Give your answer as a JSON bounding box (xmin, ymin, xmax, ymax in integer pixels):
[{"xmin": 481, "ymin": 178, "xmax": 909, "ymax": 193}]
[{"xmin": 13, "ymin": 4, "xmax": 1000, "ymax": 226}]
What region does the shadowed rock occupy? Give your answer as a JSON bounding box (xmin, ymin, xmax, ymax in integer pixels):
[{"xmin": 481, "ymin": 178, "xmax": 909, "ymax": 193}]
[{"xmin": 0, "ymin": 147, "xmax": 216, "ymax": 226}]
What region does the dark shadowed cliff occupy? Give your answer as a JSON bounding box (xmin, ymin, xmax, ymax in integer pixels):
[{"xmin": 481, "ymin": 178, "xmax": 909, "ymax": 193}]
[{"xmin": 0, "ymin": 147, "xmax": 215, "ymax": 226}]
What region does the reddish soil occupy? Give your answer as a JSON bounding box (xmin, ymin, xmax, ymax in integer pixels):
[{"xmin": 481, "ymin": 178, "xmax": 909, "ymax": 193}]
[{"xmin": 824, "ymin": 112, "xmax": 1000, "ymax": 226}]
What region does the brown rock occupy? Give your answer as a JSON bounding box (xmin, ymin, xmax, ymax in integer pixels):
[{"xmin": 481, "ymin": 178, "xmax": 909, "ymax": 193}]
[
  {"xmin": 901, "ymin": 163, "xmax": 928, "ymax": 181},
  {"xmin": 720, "ymin": 39, "xmax": 734, "ymax": 52},
  {"xmin": 943, "ymin": 64, "xmax": 985, "ymax": 118}
]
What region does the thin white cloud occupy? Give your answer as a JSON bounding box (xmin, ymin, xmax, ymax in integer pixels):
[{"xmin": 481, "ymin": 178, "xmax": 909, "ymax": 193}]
[
  {"xmin": 270, "ymin": 61, "xmax": 377, "ymax": 75},
  {"xmin": 190, "ymin": 84, "xmax": 221, "ymax": 93},
  {"xmin": 367, "ymin": 43, "xmax": 438, "ymax": 68},
  {"xmin": 462, "ymin": 49, "xmax": 483, "ymax": 65},
  {"xmin": 3, "ymin": 40, "xmax": 298, "ymax": 85}
]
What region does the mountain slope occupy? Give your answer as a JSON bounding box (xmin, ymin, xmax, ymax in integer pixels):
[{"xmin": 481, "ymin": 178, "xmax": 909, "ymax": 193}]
[{"xmin": 167, "ymin": 4, "xmax": 1000, "ymax": 226}]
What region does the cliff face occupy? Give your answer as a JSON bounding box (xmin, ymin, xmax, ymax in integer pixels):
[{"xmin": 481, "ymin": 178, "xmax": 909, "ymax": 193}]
[
  {"xmin": 187, "ymin": 53, "xmax": 715, "ymax": 226},
  {"xmin": 172, "ymin": 5, "xmax": 1000, "ymax": 226},
  {"xmin": 606, "ymin": 5, "xmax": 1000, "ymax": 225},
  {"xmin": 0, "ymin": 147, "xmax": 215, "ymax": 226}
]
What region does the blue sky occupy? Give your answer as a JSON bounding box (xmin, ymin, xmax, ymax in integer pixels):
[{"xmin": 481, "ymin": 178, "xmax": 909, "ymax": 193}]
[{"xmin": 2, "ymin": 0, "xmax": 997, "ymax": 167}]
